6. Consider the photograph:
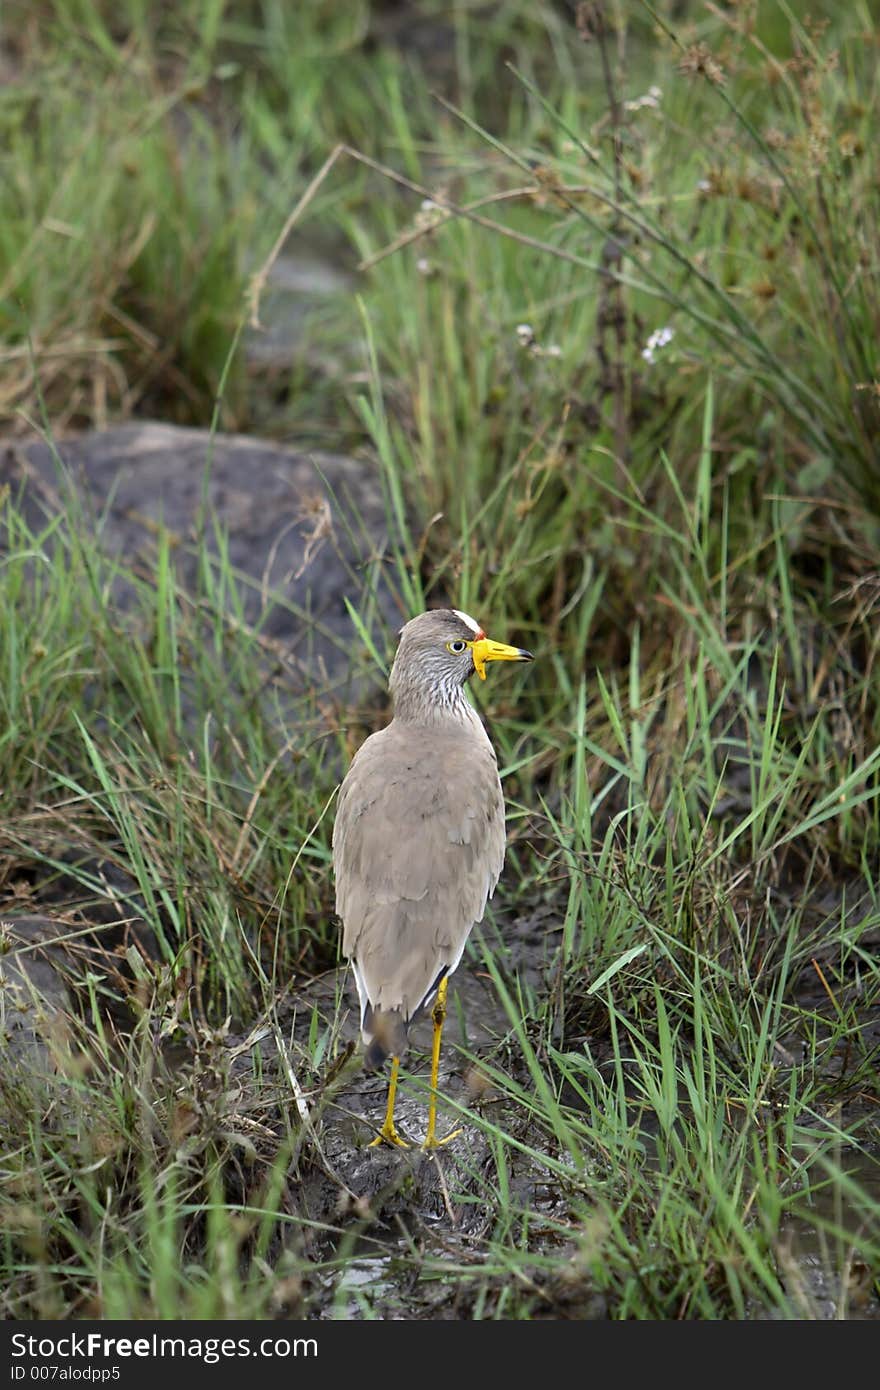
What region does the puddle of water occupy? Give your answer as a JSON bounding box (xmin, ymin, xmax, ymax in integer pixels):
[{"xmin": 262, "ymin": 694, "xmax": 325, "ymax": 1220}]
[
  {"xmin": 327, "ymin": 1255, "xmax": 396, "ymax": 1320},
  {"xmin": 763, "ymin": 1149, "xmax": 880, "ymax": 1320}
]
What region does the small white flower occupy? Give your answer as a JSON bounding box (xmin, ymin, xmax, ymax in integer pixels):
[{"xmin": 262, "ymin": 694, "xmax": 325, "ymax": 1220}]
[
  {"xmin": 624, "ymin": 86, "xmax": 662, "ymax": 112},
  {"xmin": 515, "ymin": 324, "xmax": 562, "ymax": 359},
  {"xmin": 414, "ymin": 196, "xmax": 449, "ymax": 233},
  {"xmin": 416, "ymin": 257, "xmax": 431, "ymax": 275},
  {"xmin": 641, "ymin": 326, "xmax": 674, "ymax": 364}
]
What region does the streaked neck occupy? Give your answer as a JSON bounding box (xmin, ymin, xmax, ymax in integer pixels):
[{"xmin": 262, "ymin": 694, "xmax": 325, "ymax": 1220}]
[{"xmin": 390, "ymin": 679, "xmax": 479, "ymax": 729}]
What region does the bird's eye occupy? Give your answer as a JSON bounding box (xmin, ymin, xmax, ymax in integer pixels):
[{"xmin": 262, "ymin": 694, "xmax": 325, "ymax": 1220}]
[{"xmin": 447, "ymin": 640, "xmax": 468, "ymax": 654}]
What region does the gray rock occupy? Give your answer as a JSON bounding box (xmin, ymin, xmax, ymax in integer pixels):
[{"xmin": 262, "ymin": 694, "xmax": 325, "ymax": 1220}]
[
  {"xmin": 0, "ymin": 915, "xmax": 74, "ymax": 1073},
  {"xmin": 2, "ymin": 423, "xmax": 402, "ymax": 700}
]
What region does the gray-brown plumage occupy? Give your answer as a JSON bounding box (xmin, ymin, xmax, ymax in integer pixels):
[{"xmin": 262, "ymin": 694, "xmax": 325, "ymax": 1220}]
[{"xmin": 332, "ymin": 608, "xmax": 532, "ymax": 1147}]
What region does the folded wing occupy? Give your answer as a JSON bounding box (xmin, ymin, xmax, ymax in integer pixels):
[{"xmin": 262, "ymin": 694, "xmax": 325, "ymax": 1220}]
[{"xmin": 333, "ymin": 723, "xmax": 506, "ymax": 1022}]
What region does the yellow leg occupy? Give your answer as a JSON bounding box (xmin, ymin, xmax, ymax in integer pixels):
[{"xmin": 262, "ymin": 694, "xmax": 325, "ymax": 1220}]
[
  {"xmin": 368, "ymin": 1056, "xmax": 410, "ymax": 1148},
  {"xmin": 423, "ymin": 977, "xmax": 462, "ymax": 1150}
]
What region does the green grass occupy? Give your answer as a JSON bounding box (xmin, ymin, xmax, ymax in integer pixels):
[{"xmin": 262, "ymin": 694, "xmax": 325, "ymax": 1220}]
[{"xmin": 1, "ymin": 0, "xmax": 879, "ymax": 1321}]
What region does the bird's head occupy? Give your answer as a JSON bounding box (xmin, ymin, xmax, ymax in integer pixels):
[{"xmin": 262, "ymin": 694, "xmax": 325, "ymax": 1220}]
[{"xmin": 389, "ymin": 609, "xmax": 533, "ymax": 716}]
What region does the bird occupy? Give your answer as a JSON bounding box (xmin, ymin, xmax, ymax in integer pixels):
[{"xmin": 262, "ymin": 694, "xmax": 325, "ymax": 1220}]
[{"xmin": 332, "ymin": 608, "xmax": 533, "ymax": 1149}]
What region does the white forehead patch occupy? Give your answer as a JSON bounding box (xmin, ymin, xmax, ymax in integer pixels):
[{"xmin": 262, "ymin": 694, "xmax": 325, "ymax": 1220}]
[{"xmin": 453, "ymin": 609, "xmax": 481, "ymax": 634}]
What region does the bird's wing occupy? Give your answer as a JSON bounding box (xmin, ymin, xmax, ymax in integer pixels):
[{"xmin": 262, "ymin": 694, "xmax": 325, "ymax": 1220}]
[{"xmin": 332, "ymin": 723, "xmax": 506, "ymax": 1020}]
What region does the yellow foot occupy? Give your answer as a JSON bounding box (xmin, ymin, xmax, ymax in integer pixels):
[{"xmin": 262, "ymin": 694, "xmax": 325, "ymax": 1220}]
[
  {"xmin": 368, "ymin": 1123, "xmax": 410, "ymax": 1149},
  {"xmin": 422, "ymin": 1126, "xmax": 463, "ymax": 1151}
]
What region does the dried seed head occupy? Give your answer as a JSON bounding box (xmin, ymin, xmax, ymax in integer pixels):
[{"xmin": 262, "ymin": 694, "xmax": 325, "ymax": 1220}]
[
  {"xmin": 764, "ymin": 127, "xmax": 788, "ymax": 150},
  {"xmin": 678, "ymin": 43, "xmax": 727, "ymax": 85}
]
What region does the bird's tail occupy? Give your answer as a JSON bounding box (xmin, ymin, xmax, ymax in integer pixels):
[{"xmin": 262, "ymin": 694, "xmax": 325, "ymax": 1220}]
[{"xmin": 362, "ymin": 1006, "xmax": 409, "ymax": 1069}]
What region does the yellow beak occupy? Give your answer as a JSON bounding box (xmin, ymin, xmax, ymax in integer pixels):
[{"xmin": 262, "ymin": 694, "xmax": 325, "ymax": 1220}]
[{"xmin": 471, "ymin": 636, "xmax": 534, "ymax": 681}]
